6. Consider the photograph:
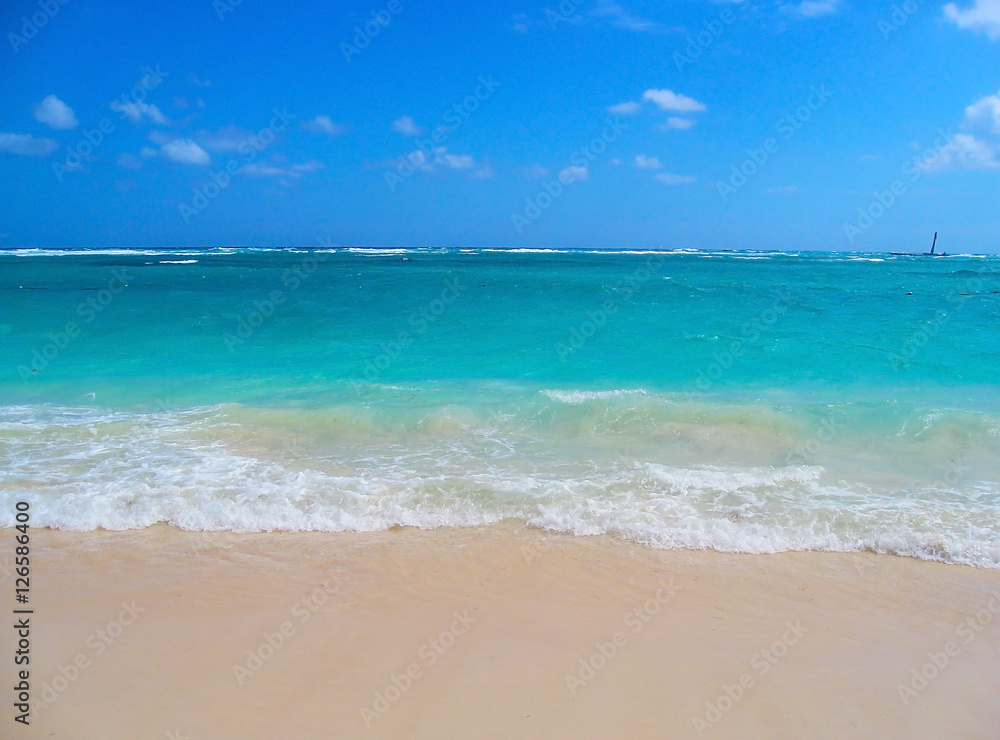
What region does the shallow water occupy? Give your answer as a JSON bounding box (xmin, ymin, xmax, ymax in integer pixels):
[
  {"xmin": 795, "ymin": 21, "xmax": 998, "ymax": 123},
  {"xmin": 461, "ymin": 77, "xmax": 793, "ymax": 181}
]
[{"xmin": 1, "ymin": 248, "xmax": 998, "ymax": 566}]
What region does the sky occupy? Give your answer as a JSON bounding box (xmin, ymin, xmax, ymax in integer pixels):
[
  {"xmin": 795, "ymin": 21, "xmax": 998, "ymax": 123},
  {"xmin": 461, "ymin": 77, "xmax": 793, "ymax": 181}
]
[{"xmin": 0, "ymin": 0, "xmax": 998, "ymax": 252}]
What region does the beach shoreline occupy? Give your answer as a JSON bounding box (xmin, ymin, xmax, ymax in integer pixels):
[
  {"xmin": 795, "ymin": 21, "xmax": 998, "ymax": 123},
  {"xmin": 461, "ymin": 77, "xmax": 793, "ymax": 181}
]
[{"xmin": 3, "ymin": 524, "xmax": 998, "ymax": 739}]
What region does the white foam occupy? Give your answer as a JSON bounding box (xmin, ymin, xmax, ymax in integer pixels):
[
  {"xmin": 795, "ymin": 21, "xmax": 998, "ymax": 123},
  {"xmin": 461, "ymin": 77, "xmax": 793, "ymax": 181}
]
[
  {"xmin": 541, "ymin": 389, "xmax": 649, "ymax": 404},
  {"xmin": 1, "ymin": 405, "xmax": 997, "ymax": 568},
  {"xmin": 642, "ymin": 463, "xmax": 822, "ymax": 493},
  {"xmin": 481, "ymin": 248, "xmax": 571, "ymax": 253},
  {"xmin": 2, "ymin": 249, "xmax": 209, "ymax": 257}
]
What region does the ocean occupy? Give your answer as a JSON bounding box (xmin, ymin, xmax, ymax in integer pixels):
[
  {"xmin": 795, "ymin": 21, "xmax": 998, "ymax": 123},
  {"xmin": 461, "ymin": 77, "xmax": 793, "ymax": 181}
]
[{"xmin": 1, "ymin": 247, "xmax": 998, "ymax": 567}]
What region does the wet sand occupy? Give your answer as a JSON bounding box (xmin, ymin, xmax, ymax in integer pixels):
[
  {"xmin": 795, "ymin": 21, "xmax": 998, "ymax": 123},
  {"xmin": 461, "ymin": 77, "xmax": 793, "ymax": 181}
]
[{"xmin": 3, "ymin": 524, "xmax": 999, "ymax": 739}]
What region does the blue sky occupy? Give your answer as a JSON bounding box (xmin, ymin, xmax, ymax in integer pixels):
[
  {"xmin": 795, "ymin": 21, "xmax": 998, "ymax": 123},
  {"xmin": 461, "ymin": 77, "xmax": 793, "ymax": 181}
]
[{"xmin": 1, "ymin": 0, "xmax": 998, "ymax": 251}]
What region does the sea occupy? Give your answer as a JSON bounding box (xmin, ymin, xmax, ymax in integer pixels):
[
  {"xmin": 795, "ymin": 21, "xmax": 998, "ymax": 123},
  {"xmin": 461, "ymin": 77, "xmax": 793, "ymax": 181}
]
[{"xmin": 1, "ymin": 247, "xmax": 998, "ymax": 567}]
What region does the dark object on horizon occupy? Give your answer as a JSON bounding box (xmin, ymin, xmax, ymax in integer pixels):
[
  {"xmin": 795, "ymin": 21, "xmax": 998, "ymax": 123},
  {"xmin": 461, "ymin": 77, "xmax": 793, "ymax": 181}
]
[{"xmin": 890, "ymin": 232, "xmax": 948, "ymax": 257}]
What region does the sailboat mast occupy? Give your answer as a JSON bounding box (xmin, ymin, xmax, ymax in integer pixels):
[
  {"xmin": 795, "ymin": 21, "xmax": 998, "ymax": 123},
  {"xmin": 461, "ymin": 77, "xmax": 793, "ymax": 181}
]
[{"xmin": 930, "ymin": 232, "xmax": 937, "ymax": 255}]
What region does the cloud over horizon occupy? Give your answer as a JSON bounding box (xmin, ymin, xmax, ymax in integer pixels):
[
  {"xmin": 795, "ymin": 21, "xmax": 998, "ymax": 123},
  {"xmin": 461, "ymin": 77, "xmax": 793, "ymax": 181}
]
[
  {"xmin": 944, "ymin": 0, "xmax": 1000, "ymax": 39},
  {"xmin": 786, "ymin": 0, "xmax": 841, "ymax": 18},
  {"xmin": 33, "ymin": 95, "xmax": 78, "ymax": 130},
  {"xmin": 161, "ymin": 138, "xmax": 211, "ymax": 165},
  {"xmin": 114, "ymin": 100, "xmax": 170, "ymax": 126},
  {"xmin": 302, "ymin": 115, "xmax": 344, "ymax": 135},
  {"xmin": 655, "ymin": 171, "xmax": 696, "ymax": 185},
  {"xmin": 0, "ymin": 132, "xmax": 59, "ymax": 156},
  {"xmin": 392, "ymin": 116, "xmax": 424, "ymax": 137},
  {"xmin": 642, "ymin": 89, "xmax": 706, "ymax": 113},
  {"xmin": 921, "ymin": 90, "xmax": 1000, "ymax": 172}
]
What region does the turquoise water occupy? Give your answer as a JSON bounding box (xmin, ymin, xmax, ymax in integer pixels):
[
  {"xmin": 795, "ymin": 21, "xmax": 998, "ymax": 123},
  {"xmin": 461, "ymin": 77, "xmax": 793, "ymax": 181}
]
[{"xmin": 2, "ymin": 247, "xmax": 999, "ymax": 566}]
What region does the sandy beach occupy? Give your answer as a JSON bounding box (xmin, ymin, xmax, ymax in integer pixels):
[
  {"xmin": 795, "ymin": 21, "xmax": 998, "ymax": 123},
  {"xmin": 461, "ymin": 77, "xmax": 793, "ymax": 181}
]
[
  {"xmin": 3, "ymin": 524, "xmax": 998, "ymax": 739},
  {"xmin": 5, "ymin": 0, "xmax": 1000, "ymax": 735}
]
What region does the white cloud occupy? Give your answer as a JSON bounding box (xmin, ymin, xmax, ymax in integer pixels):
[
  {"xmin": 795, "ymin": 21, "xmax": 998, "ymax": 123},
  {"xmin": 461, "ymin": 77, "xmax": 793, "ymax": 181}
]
[
  {"xmin": 788, "ymin": 0, "xmax": 840, "ymax": 17},
  {"xmin": 139, "ymin": 146, "xmax": 158, "ymax": 158},
  {"xmin": 387, "ymin": 146, "xmax": 488, "ymax": 178},
  {"xmin": 964, "ymin": 90, "xmax": 1000, "ymax": 134},
  {"xmin": 921, "ymin": 133, "xmax": 999, "ymax": 172},
  {"xmin": 302, "ymin": 115, "xmax": 344, "ymax": 135},
  {"xmin": 634, "ymin": 155, "xmax": 662, "ymax": 169},
  {"xmin": 115, "ymin": 100, "xmax": 170, "ymax": 125},
  {"xmin": 162, "ymin": 139, "xmax": 210, "ymax": 165},
  {"xmin": 559, "ymin": 165, "xmax": 588, "ymax": 182},
  {"xmin": 923, "ymin": 89, "xmax": 1000, "ymax": 172},
  {"xmin": 400, "ymin": 149, "xmax": 433, "ymax": 172},
  {"xmin": 147, "ymin": 130, "xmax": 173, "ymax": 145},
  {"xmin": 662, "ymin": 117, "xmax": 696, "ymax": 130},
  {"xmin": 438, "ymin": 151, "xmax": 476, "ymax": 170},
  {"xmin": 240, "ymin": 163, "xmax": 286, "ymax": 177},
  {"xmin": 524, "ymin": 163, "xmax": 551, "ymax": 179},
  {"xmin": 117, "ymin": 153, "xmax": 143, "ymax": 169},
  {"xmin": 292, "ymin": 160, "xmax": 324, "ymax": 173},
  {"xmin": 32, "ymin": 95, "xmax": 78, "ymax": 130},
  {"xmin": 944, "ymin": 0, "xmax": 1000, "ymax": 39},
  {"xmin": 0, "ymin": 132, "xmax": 59, "ymax": 156},
  {"xmin": 609, "ymin": 101, "xmax": 642, "ymax": 115},
  {"xmin": 243, "ymin": 160, "xmax": 325, "ymax": 178},
  {"xmin": 393, "ymin": 116, "xmax": 424, "ymax": 136},
  {"xmin": 195, "ymin": 126, "xmax": 253, "ymax": 153},
  {"xmin": 588, "ymin": 0, "xmax": 669, "ymax": 31},
  {"xmin": 508, "ymin": 13, "xmax": 531, "ymax": 32},
  {"xmin": 656, "ymin": 172, "xmax": 696, "ymax": 185},
  {"xmin": 642, "ymin": 89, "xmax": 706, "ymax": 113}
]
